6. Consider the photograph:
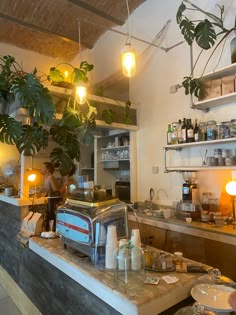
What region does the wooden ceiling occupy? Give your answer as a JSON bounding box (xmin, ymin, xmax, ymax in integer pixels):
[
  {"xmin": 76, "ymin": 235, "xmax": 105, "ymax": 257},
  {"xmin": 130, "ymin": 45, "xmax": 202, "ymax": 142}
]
[{"xmin": 0, "ymin": 0, "xmax": 146, "ymax": 61}]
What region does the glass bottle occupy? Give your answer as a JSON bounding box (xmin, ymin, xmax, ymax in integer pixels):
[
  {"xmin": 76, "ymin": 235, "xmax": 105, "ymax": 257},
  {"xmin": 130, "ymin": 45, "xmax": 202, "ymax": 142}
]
[
  {"xmin": 187, "ymin": 118, "xmax": 194, "ymax": 143},
  {"xmin": 181, "ymin": 118, "xmax": 187, "ymax": 143},
  {"xmin": 194, "ymin": 119, "xmax": 199, "ymax": 142},
  {"xmin": 177, "ymin": 119, "xmax": 183, "ymax": 143},
  {"xmin": 167, "ymin": 124, "xmax": 172, "ymax": 145},
  {"xmin": 171, "ymin": 122, "xmax": 178, "ymax": 144}
]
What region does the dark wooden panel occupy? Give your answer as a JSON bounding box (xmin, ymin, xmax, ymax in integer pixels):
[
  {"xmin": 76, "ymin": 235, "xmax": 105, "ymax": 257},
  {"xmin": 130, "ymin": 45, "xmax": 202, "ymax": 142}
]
[
  {"xmin": 20, "ymin": 248, "xmax": 121, "ymax": 315},
  {"xmin": 128, "ymin": 221, "xmax": 167, "ymax": 249},
  {"xmin": 165, "ymin": 230, "xmax": 206, "ymax": 263},
  {"xmin": 0, "ymin": 202, "xmax": 21, "ymax": 281},
  {"xmin": 205, "ymin": 239, "xmax": 236, "ymax": 281}
]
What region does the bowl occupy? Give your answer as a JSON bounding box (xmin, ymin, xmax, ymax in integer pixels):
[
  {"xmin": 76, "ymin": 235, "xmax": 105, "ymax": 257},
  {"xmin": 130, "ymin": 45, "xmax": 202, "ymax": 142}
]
[{"xmin": 191, "ymin": 283, "xmax": 234, "ymax": 312}]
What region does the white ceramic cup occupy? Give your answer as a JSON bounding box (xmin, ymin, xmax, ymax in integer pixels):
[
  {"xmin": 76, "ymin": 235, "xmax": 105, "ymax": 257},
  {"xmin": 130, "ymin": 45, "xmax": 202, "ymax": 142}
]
[{"xmin": 163, "ymin": 208, "xmax": 172, "ymax": 219}]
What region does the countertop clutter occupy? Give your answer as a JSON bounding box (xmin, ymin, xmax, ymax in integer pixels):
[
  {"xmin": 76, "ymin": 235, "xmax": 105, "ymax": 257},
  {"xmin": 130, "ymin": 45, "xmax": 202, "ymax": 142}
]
[{"xmin": 29, "ymin": 236, "xmax": 215, "ymax": 315}]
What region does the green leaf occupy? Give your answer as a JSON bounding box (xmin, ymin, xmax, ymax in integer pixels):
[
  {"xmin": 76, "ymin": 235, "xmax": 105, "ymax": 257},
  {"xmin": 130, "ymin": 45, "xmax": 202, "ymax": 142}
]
[
  {"xmin": 0, "ymin": 114, "xmax": 22, "ymax": 145},
  {"xmin": 182, "ymin": 77, "xmax": 205, "ymax": 100},
  {"xmin": 102, "ymin": 109, "xmax": 115, "ymax": 125},
  {"xmin": 47, "ymin": 67, "xmax": 64, "ymax": 83},
  {"xmin": 179, "ymin": 18, "xmax": 195, "ymax": 45},
  {"xmin": 176, "ymin": 2, "xmax": 186, "ymax": 24},
  {"xmin": 16, "ymin": 123, "xmax": 49, "ymax": 155},
  {"xmin": 194, "ymin": 19, "xmax": 216, "ymax": 50},
  {"xmin": 50, "ymin": 147, "xmax": 78, "ymax": 176}
]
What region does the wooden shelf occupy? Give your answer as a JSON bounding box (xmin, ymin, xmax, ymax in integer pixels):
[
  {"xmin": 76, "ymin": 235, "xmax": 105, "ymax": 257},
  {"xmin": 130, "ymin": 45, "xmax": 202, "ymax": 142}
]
[
  {"xmin": 191, "ymin": 63, "xmax": 236, "ymax": 110},
  {"xmin": 164, "ymin": 137, "xmax": 236, "ymax": 150},
  {"xmin": 164, "ymin": 138, "xmax": 236, "ymax": 172}
]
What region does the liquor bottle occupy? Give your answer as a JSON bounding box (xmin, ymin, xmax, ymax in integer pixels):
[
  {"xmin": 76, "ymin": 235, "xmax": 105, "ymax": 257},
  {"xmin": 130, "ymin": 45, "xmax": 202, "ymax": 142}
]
[
  {"xmin": 194, "ymin": 119, "xmax": 199, "ymax": 142},
  {"xmin": 187, "ymin": 118, "xmax": 194, "ymax": 142},
  {"xmin": 171, "ymin": 122, "xmax": 178, "ymax": 144},
  {"xmin": 181, "ymin": 118, "xmax": 187, "ymax": 143},
  {"xmin": 177, "ymin": 119, "xmax": 183, "ymax": 143},
  {"xmin": 167, "ymin": 124, "xmax": 172, "ymax": 145}
]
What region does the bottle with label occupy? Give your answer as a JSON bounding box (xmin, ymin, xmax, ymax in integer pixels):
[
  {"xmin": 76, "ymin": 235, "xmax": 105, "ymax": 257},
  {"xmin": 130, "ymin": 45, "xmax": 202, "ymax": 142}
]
[
  {"xmin": 181, "ymin": 118, "xmax": 187, "ymax": 143},
  {"xmin": 177, "ymin": 119, "xmax": 183, "ymax": 143},
  {"xmin": 171, "ymin": 122, "xmax": 178, "ymax": 144},
  {"xmin": 187, "ymin": 118, "xmax": 194, "ymax": 142},
  {"xmin": 194, "ymin": 119, "xmax": 199, "ymax": 142},
  {"xmin": 167, "ymin": 124, "xmax": 172, "ymax": 145}
]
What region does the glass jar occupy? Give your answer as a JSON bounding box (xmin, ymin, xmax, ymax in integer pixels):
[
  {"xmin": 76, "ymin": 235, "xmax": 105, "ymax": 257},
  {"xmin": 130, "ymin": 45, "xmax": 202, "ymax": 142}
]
[
  {"xmin": 206, "ymin": 120, "xmax": 217, "ymax": 140},
  {"xmin": 199, "ymin": 122, "xmax": 207, "ymax": 141},
  {"xmin": 216, "ymin": 123, "xmax": 224, "ymax": 139},
  {"xmin": 221, "ymin": 121, "xmax": 231, "ymax": 138},
  {"xmin": 230, "ymin": 119, "xmax": 236, "ymax": 137}
]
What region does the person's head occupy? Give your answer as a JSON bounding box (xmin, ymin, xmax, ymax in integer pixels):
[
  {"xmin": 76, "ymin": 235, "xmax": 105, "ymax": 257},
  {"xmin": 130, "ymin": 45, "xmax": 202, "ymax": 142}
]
[{"xmin": 41, "ymin": 162, "xmax": 55, "ymax": 175}]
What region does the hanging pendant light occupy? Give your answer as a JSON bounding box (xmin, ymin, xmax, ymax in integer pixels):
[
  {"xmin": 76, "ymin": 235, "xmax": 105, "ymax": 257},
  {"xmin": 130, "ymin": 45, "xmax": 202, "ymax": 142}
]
[
  {"xmin": 121, "ymin": 43, "xmax": 136, "ymax": 77},
  {"xmin": 121, "ymin": 0, "xmax": 136, "ymax": 77},
  {"xmin": 76, "ymin": 20, "xmax": 87, "ymax": 104},
  {"xmin": 76, "ymin": 83, "xmax": 87, "ymax": 105}
]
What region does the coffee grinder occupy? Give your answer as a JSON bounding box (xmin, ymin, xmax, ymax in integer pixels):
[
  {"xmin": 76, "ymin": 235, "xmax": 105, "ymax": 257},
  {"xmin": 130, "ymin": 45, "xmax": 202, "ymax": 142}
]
[{"xmin": 182, "ymin": 171, "xmax": 198, "ymax": 203}]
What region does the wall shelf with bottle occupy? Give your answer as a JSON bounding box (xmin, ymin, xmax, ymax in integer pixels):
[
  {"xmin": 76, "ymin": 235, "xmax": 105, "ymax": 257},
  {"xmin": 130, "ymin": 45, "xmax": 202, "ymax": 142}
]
[
  {"xmin": 191, "ymin": 63, "xmax": 236, "ymax": 111},
  {"xmin": 164, "ymin": 138, "xmax": 236, "ymax": 173}
]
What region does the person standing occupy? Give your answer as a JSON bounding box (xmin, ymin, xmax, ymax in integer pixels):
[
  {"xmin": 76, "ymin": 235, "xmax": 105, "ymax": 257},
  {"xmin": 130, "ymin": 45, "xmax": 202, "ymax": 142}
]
[{"xmin": 41, "ymin": 162, "xmax": 62, "ymax": 231}]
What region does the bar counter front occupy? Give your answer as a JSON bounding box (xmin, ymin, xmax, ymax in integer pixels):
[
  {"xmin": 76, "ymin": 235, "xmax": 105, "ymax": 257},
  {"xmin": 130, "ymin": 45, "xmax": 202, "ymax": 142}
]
[
  {"xmin": 0, "ymin": 195, "xmax": 235, "ymax": 315},
  {"xmin": 28, "ymin": 236, "xmax": 210, "ymax": 315}
]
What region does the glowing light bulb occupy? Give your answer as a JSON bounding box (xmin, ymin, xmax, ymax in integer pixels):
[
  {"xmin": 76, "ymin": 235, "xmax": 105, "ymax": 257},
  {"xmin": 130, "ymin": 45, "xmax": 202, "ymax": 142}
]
[
  {"xmin": 76, "ymin": 85, "xmax": 87, "ymax": 104},
  {"xmin": 226, "ymin": 180, "xmax": 236, "ymax": 196},
  {"xmin": 64, "ymin": 70, "xmax": 69, "ymax": 81},
  {"xmin": 28, "ymin": 173, "xmax": 37, "ymax": 182},
  {"xmin": 121, "ymin": 43, "xmax": 136, "ymax": 77}
]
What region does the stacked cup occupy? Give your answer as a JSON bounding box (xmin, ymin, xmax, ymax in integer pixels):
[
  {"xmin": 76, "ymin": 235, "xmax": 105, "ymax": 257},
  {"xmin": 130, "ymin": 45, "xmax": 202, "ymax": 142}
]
[
  {"xmin": 130, "ymin": 229, "xmax": 142, "ymax": 270},
  {"xmin": 105, "ymin": 225, "xmax": 118, "ymax": 269}
]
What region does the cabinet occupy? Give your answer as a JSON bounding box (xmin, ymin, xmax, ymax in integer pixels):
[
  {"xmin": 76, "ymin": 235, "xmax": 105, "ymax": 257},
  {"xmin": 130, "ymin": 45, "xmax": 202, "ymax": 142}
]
[
  {"xmin": 192, "ymin": 63, "xmax": 236, "ymax": 111},
  {"xmin": 94, "ymin": 130, "xmax": 130, "ymax": 193},
  {"xmin": 164, "ymin": 138, "xmax": 236, "ymax": 172}
]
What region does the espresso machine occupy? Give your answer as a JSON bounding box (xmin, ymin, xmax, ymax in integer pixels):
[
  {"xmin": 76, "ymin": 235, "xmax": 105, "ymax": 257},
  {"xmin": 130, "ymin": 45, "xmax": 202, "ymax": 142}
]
[{"xmin": 56, "ymin": 188, "xmax": 128, "ymax": 265}]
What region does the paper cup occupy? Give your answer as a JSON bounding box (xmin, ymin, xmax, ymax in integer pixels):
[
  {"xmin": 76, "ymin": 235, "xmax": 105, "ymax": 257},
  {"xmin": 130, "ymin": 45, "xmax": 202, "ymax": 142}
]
[{"xmin": 131, "ymin": 229, "xmax": 141, "ymax": 247}]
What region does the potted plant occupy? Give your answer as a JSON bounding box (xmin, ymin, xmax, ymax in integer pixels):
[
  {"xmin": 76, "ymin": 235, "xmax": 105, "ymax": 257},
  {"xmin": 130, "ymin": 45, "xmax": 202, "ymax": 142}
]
[
  {"xmin": 176, "ymin": 0, "xmax": 236, "ymax": 100},
  {"xmin": 0, "ymin": 55, "xmax": 95, "ymax": 175}
]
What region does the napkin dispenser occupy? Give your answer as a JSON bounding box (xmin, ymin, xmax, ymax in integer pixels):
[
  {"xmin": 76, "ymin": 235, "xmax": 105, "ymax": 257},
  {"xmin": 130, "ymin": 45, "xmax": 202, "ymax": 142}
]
[{"xmin": 56, "ymin": 198, "xmax": 128, "ymax": 264}]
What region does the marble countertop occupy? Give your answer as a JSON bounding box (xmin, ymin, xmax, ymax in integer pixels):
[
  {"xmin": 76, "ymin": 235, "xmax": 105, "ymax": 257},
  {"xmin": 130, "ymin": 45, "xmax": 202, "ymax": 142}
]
[
  {"xmin": 29, "ymin": 237, "xmax": 209, "ymax": 315},
  {"xmin": 128, "ymin": 213, "xmax": 236, "ymax": 246},
  {"xmin": 0, "ymin": 193, "xmax": 47, "ymax": 206}
]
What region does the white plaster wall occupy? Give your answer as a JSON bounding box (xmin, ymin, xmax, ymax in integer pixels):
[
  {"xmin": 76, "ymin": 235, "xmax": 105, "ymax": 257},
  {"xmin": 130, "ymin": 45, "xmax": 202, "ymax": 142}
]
[{"xmin": 92, "ymin": 0, "xmax": 236, "ymax": 203}]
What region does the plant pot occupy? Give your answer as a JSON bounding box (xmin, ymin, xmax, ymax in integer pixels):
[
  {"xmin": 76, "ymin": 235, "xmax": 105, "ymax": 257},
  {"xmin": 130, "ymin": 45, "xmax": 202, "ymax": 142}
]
[{"xmin": 230, "ymin": 37, "xmax": 236, "ymax": 63}]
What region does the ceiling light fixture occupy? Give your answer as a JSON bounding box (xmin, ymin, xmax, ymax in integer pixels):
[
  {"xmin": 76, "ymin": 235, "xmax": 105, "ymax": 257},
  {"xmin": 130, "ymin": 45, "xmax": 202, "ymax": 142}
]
[
  {"xmin": 121, "ymin": 0, "xmax": 136, "ymax": 77},
  {"xmin": 76, "ymin": 20, "xmax": 87, "ymax": 104}
]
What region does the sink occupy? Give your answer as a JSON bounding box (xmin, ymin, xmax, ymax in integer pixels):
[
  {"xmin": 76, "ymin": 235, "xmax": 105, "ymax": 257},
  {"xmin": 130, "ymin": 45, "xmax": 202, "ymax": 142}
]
[{"xmin": 191, "ymin": 283, "xmax": 234, "ymax": 313}]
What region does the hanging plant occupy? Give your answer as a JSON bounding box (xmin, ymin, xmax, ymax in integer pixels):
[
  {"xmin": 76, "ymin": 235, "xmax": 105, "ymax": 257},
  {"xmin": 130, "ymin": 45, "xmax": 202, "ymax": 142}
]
[{"xmin": 176, "ymin": 1, "xmax": 236, "ymax": 100}]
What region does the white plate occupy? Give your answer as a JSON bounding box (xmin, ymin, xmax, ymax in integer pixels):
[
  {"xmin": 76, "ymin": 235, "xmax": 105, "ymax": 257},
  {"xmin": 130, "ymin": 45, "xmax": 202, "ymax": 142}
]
[{"xmin": 191, "ymin": 283, "xmax": 234, "ymax": 312}]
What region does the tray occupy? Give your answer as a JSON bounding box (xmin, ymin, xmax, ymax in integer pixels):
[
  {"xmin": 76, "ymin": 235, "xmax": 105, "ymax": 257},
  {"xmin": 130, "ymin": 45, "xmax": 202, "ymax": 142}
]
[{"xmin": 146, "ymin": 266, "xmax": 176, "ymax": 272}]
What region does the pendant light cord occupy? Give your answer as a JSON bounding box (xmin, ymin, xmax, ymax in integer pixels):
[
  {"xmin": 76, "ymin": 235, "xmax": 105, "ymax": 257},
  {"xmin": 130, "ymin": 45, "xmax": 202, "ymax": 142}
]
[{"xmin": 125, "ymin": 0, "xmax": 131, "ymax": 44}]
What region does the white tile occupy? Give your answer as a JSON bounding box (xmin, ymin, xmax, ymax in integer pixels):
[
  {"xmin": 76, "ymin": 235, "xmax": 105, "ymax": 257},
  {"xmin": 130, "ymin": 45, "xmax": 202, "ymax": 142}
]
[{"xmin": 0, "ymin": 296, "xmax": 22, "ymax": 315}]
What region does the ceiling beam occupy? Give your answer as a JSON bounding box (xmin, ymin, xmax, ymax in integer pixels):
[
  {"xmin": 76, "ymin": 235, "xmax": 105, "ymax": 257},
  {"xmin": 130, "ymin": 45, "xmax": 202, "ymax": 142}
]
[
  {"xmin": 67, "ymin": 0, "xmax": 124, "ymax": 25},
  {"xmin": 0, "ymin": 12, "xmax": 91, "ymax": 49}
]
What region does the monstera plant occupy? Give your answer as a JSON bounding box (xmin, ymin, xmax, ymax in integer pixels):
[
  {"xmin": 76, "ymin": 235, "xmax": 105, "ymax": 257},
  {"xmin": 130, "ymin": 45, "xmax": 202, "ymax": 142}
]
[
  {"xmin": 0, "ymin": 55, "xmax": 95, "ymax": 175},
  {"xmin": 177, "ymin": 0, "xmax": 236, "ymax": 100}
]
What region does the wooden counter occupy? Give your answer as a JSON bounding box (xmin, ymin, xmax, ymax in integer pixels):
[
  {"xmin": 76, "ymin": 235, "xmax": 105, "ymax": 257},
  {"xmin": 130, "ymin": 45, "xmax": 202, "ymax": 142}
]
[
  {"xmin": 128, "ymin": 212, "xmax": 236, "ymax": 281},
  {"xmin": 29, "ymin": 237, "xmax": 210, "ymax": 315}
]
